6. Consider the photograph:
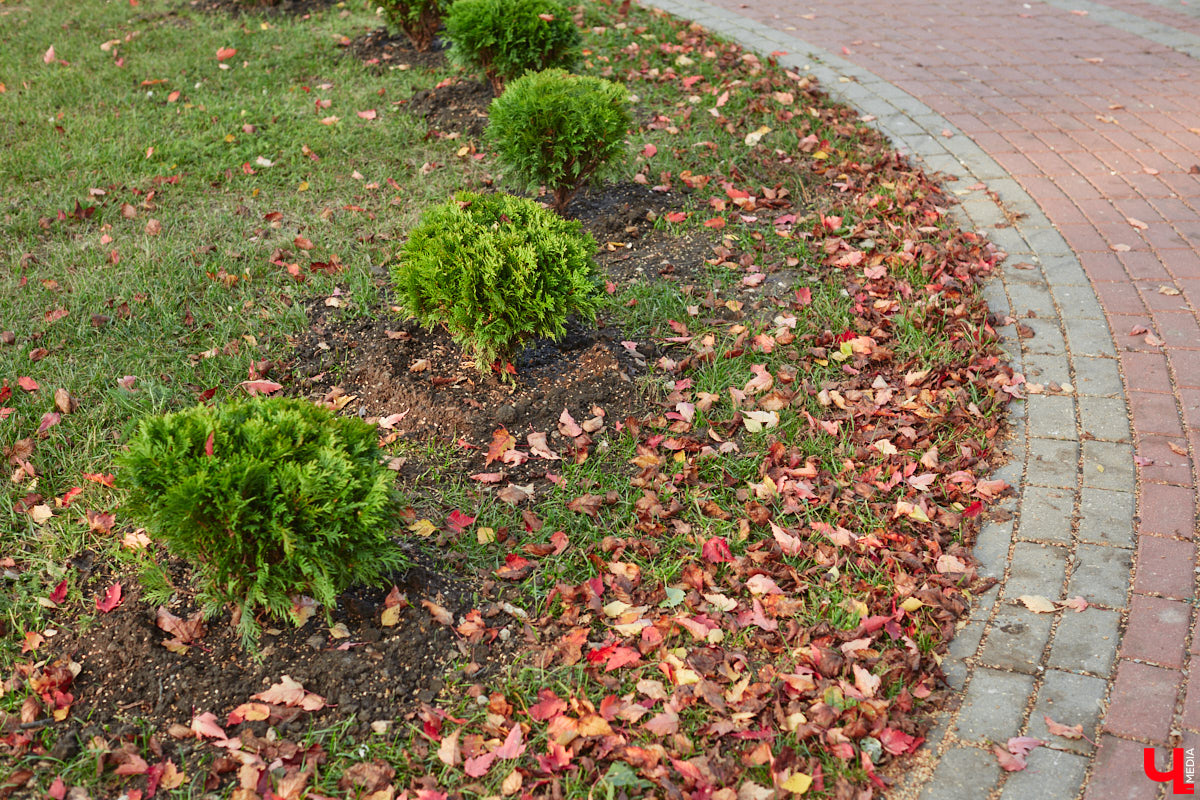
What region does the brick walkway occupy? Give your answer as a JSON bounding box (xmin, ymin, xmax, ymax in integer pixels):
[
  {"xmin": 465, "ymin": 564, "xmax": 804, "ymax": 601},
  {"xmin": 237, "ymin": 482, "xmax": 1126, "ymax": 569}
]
[{"xmin": 642, "ymin": 0, "xmax": 1200, "ymax": 797}]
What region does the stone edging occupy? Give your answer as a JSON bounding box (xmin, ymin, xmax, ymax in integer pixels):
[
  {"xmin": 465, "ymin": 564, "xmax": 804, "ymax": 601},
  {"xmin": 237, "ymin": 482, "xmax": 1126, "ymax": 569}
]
[{"xmin": 638, "ymin": 1, "xmax": 1136, "ymax": 797}]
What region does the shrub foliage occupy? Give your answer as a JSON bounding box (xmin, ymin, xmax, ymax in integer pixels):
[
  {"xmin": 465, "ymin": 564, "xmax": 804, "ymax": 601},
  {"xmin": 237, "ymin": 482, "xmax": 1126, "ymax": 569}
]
[
  {"xmin": 488, "ymin": 68, "xmax": 630, "ymax": 212},
  {"xmin": 119, "ymin": 397, "xmax": 404, "ymax": 647},
  {"xmin": 392, "ymin": 191, "xmax": 601, "ymax": 373},
  {"xmin": 444, "ymin": 0, "xmax": 581, "ymax": 94},
  {"xmin": 379, "ymin": 0, "xmax": 449, "ymax": 52}
]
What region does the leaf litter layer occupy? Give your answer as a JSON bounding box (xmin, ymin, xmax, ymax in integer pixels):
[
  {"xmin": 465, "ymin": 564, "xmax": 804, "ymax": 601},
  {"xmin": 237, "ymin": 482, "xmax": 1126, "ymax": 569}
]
[{"xmin": 0, "ymin": 0, "xmax": 1034, "ymax": 797}]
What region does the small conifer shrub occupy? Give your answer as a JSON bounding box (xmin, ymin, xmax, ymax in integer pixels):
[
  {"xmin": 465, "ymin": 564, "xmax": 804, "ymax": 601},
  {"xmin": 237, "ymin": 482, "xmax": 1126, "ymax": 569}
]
[
  {"xmin": 488, "ymin": 68, "xmax": 630, "ymax": 212},
  {"xmin": 118, "ymin": 397, "xmax": 404, "ymax": 647},
  {"xmin": 379, "ymin": 0, "xmax": 449, "ymax": 52},
  {"xmin": 392, "ymin": 191, "xmax": 601, "ymax": 374},
  {"xmin": 443, "ymin": 0, "xmax": 581, "ymax": 94}
]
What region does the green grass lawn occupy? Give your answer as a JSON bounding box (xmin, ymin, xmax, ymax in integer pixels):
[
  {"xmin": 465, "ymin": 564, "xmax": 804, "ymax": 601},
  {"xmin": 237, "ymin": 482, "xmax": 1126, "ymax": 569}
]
[{"xmin": 1, "ymin": 1, "xmax": 1014, "ymax": 797}]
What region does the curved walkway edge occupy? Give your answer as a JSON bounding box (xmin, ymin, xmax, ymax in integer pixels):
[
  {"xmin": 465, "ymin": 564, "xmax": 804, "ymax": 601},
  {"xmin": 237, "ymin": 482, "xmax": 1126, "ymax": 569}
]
[{"xmin": 639, "ymin": 1, "xmax": 1158, "ymax": 797}]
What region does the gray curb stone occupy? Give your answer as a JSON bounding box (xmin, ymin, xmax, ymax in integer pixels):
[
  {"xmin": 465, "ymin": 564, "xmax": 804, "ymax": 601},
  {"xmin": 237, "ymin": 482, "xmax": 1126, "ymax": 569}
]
[{"xmin": 638, "ymin": 1, "xmax": 1134, "ymax": 797}]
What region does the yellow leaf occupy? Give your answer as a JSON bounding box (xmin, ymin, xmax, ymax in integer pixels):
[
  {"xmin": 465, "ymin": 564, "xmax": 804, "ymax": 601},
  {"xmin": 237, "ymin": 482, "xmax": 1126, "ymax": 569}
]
[
  {"xmin": 501, "ymin": 768, "xmax": 523, "ymax": 796},
  {"xmin": 476, "ymin": 526, "xmax": 495, "ymax": 544},
  {"xmin": 409, "ymin": 519, "xmax": 437, "ymax": 537},
  {"xmin": 380, "ymin": 604, "xmax": 401, "ymax": 627},
  {"xmin": 781, "ymin": 772, "xmax": 813, "ymax": 794},
  {"xmin": 900, "ymin": 597, "xmax": 924, "ymax": 612}
]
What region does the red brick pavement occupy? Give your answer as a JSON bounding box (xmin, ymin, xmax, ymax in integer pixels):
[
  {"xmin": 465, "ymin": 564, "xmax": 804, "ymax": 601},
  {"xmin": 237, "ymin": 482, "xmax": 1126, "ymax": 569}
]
[{"xmin": 691, "ymin": 0, "xmax": 1200, "ymax": 795}]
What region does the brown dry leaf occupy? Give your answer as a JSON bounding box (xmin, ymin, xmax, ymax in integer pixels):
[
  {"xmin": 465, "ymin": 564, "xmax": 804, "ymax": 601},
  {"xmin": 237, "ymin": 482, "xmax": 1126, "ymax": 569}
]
[
  {"xmin": 567, "ymin": 493, "xmax": 602, "ymax": 517},
  {"xmin": 53, "ymin": 388, "xmax": 76, "ymax": 414},
  {"xmin": 1044, "ymin": 715, "xmax": 1084, "ymax": 739},
  {"xmin": 421, "ymin": 599, "xmax": 454, "ymax": 626},
  {"xmin": 501, "ymin": 769, "xmax": 523, "ymax": 796},
  {"xmin": 338, "ymin": 761, "xmax": 394, "ymax": 794},
  {"xmin": 437, "ymin": 728, "xmax": 461, "ymax": 766},
  {"xmin": 1168, "ymin": 441, "xmax": 1188, "ymax": 456},
  {"xmin": 156, "ymin": 606, "xmax": 206, "ymax": 643},
  {"xmin": 251, "ymin": 675, "xmax": 326, "ymax": 711},
  {"xmin": 1017, "ymin": 595, "xmax": 1058, "ymax": 614}
]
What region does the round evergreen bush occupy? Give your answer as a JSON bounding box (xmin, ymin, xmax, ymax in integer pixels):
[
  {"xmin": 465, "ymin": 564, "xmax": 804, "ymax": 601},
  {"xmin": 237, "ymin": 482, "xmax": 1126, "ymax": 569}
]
[
  {"xmin": 118, "ymin": 396, "xmax": 404, "ymax": 647},
  {"xmin": 488, "ymin": 68, "xmax": 630, "ymax": 212},
  {"xmin": 392, "ymin": 191, "xmax": 601, "ymax": 374},
  {"xmin": 443, "ymin": 0, "xmax": 581, "ymax": 94},
  {"xmin": 379, "ymin": 0, "xmax": 449, "ymax": 52}
]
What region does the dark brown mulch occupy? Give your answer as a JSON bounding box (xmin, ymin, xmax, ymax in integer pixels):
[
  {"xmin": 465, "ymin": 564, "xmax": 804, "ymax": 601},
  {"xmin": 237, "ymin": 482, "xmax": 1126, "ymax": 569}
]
[
  {"xmin": 42, "ymin": 550, "xmax": 509, "ymax": 759},
  {"xmin": 187, "ymin": 0, "xmax": 337, "ymax": 17},
  {"xmin": 402, "ymin": 79, "xmax": 494, "ymax": 139},
  {"xmin": 291, "ymin": 307, "xmax": 647, "ymax": 463},
  {"xmin": 344, "ymin": 27, "xmax": 449, "ymax": 73}
]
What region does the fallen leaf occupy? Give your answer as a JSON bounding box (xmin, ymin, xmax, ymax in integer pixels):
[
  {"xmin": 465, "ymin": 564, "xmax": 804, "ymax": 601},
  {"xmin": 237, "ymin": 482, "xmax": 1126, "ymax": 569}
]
[
  {"xmin": 252, "ymin": 675, "xmax": 326, "ymax": 711},
  {"xmin": 240, "ymin": 379, "xmax": 283, "ymax": 396},
  {"xmin": 96, "ymin": 582, "xmax": 122, "ymax": 612},
  {"xmin": 495, "ymin": 723, "xmax": 526, "ymax": 759},
  {"xmin": 1061, "ymin": 596, "xmax": 1089, "ymax": 612},
  {"xmin": 191, "ymin": 711, "xmax": 227, "ymax": 739},
  {"xmin": 993, "ymin": 744, "xmax": 1026, "ymax": 772},
  {"xmin": 421, "ymin": 599, "xmax": 453, "ymax": 625},
  {"xmin": 1017, "ymin": 595, "xmax": 1057, "ymax": 613},
  {"xmin": 1041, "ymin": 715, "xmax": 1084, "ymax": 740},
  {"xmin": 227, "ymin": 702, "xmax": 271, "ymax": 725},
  {"xmin": 436, "ymin": 728, "xmax": 461, "ymax": 766}
]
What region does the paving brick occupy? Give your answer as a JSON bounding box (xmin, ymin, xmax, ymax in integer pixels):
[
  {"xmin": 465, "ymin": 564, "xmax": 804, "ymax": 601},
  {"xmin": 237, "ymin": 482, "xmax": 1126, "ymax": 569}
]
[
  {"xmin": 1068, "ymin": 544, "xmax": 1134, "ymax": 608},
  {"xmin": 973, "ymin": 520, "xmax": 1012, "ymax": 579},
  {"xmin": 1020, "ymin": 353, "xmax": 1071, "ymax": 387},
  {"xmin": 953, "ymin": 667, "xmax": 1036, "ymax": 743},
  {"xmin": 1001, "ymin": 541, "xmax": 1069, "ymax": 599},
  {"xmin": 1138, "ymin": 483, "xmax": 1197, "ymax": 538},
  {"xmin": 1017, "ymin": 486, "xmax": 1075, "ymax": 544},
  {"xmin": 1137, "ymin": 435, "xmax": 1194, "ymax": 485},
  {"xmin": 1085, "ymin": 735, "xmax": 1175, "ymax": 800},
  {"xmin": 1104, "ymin": 660, "xmax": 1182, "ymax": 742},
  {"xmin": 1064, "ymin": 315, "xmax": 1118, "ymax": 357},
  {"xmin": 978, "ymin": 605, "xmax": 1055, "ymax": 674},
  {"xmin": 1130, "ymin": 390, "xmax": 1186, "ymax": 437},
  {"xmin": 1181, "ymin": 674, "xmax": 1200, "ymax": 732},
  {"xmin": 1073, "ymin": 355, "xmax": 1125, "ymax": 397},
  {"xmin": 1120, "ymin": 595, "xmax": 1191, "ymax": 668},
  {"xmin": 1026, "ymin": 394, "xmax": 1078, "ymax": 440},
  {"xmin": 999, "ymin": 745, "xmax": 1090, "ymax": 800},
  {"xmin": 948, "ymin": 618, "xmax": 987, "ymax": 663},
  {"xmin": 1048, "ymin": 606, "xmax": 1122, "ymax": 676},
  {"xmin": 1133, "ymin": 535, "xmax": 1197, "ymax": 599},
  {"xmin": 1077, "ymin": 396, "xmax": 1132, "ymax": 442},
  {"xmin": 1027, "ymin": 670, "xmax": 1108, "ymax": 755},
  {"xmin": 1080, "ymin": 440, "xmax": 1135, "ymax": 491},
  {"xmin": 1027, "ymin": 438, "xmax": 1081, "ymax": 489},
  {"xmin": 1021, "ymin": 317, "xmax": 1068, "ymax": 356},
  {"xmin": 1078, "ymin": 487, "xmax": 1136, "ymax": 547},
  {"xmin": 918, "ymin": 746, "xmax": 1002, "ymax": 800}
]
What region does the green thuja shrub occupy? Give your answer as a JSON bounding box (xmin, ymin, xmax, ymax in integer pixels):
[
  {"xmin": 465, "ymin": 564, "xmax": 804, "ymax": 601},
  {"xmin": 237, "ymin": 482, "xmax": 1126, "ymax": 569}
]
[
  {"xmin": 444, "ymin": 0, "xmax": 581, "ymax": 94},
  {"xmin": 379, "ymin": 0, "xmax": 450, "ymax": 52},
  {"xmin": 393, "ymin": 192, "xmax": 601, "ymax": 375},
  {"xmin": 118, "ymin": 397, "xmax": 404, "ymax": 648},
  {"xmin": 488, "ymin": 68, "xmax": 630, "ymax": 212}
]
